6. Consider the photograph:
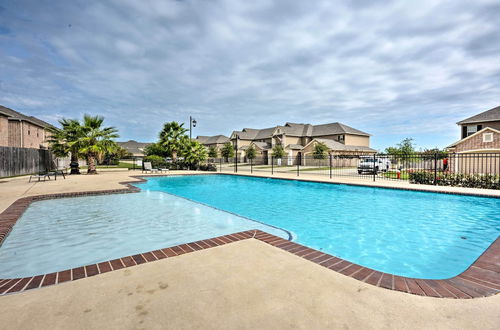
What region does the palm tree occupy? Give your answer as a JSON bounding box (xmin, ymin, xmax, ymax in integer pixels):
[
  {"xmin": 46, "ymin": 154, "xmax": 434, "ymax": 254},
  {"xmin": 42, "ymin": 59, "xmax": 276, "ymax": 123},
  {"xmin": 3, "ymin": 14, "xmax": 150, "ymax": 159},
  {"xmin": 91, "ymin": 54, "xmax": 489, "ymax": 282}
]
[
  {"xmin": 71, "ymin": 115, "xmax": 119, "ymax": 174},
  {"xmin": 159, "ymin": 122, "xmax": 188, "ymax": 161},
  {"xmin": 47, "ymin": 118, "xmax": 83, "ymax": 174},
  {"xmin": 183, "ymin": 140, "xmax": 208, "ymax": 168}
]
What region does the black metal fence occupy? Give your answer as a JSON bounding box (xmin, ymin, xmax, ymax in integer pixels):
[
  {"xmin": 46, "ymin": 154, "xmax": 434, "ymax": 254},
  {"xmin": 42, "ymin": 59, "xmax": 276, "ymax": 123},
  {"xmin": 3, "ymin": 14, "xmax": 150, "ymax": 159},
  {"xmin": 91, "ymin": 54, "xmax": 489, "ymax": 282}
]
[
  {"xmin": 0, "ymin": 146, "xmax": 54, "ymax": 177},
  {"xmin": 209, "ymin": 152, "xmax": 500, "ymax": 189}
]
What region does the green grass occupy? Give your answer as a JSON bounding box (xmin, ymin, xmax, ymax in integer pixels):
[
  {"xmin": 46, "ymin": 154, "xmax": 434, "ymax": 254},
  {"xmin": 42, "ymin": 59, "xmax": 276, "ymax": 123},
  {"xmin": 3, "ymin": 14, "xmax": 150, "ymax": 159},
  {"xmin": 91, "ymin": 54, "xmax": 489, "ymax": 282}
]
[
  {"xmin": 293, "ymin": 166, "xmax": 355, "ymax": 172},
  {"xmin": 80, "ymin": 162, "xmax": 140, "ymax": 170},
  {"xmin": 383, "ymin": 171, "xmax": 410, "ymax": 180}
]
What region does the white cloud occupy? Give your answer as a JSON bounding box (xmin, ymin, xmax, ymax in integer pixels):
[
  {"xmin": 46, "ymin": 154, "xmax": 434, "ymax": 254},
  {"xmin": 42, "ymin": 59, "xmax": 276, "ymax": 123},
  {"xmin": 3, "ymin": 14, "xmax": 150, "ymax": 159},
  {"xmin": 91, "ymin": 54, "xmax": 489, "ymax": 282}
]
[{"xmin": 0, "ymin": 0, "xmax": 499, "ymax": 149}]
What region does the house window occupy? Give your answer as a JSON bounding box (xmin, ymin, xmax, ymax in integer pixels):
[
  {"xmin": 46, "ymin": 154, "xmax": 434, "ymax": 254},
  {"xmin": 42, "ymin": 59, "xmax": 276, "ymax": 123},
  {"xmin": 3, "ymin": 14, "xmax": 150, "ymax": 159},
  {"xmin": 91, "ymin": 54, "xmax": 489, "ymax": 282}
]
[
  {"xmin": 466, "ymin": 125, "xmax": 477, "ymax": 136},
  {"xmin": 337, "ymin": 135, "xmax": 344, "ymax": 142},
  {"xmin": 483, "ymin": 133, "xmax": 493, "ymax": 143},
  {"xmin": 28, "ymin": 129, "xmax": 30, "ymax": 135}
]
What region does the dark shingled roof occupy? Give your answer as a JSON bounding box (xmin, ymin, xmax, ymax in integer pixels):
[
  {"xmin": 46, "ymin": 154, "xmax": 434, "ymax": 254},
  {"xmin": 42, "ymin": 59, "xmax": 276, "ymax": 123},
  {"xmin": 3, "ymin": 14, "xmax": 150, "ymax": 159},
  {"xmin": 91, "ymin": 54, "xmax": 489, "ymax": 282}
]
[
  {"xmin": 196, "ymin": 135, "xmax": 230, "ymax": 144},
  {"xmin": 231, "ymin": 121, "xmax": 370, "ymax": 140},
  {"xmin": 457, "ymin": 106, "xmax": 500, "ymax": 124},
  {"xmin": 0, "ymin": 105, "xmax": 55, "ymax": 129}
]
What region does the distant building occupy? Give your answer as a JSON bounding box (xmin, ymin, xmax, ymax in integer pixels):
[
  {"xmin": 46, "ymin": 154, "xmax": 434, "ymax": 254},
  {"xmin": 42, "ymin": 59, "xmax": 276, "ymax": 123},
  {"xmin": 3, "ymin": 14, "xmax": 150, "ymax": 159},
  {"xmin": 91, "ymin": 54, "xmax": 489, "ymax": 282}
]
[
  {"xmin": 448, "ymin": 105, "xmax": 500, "ymax": 153},
  {"xmin": 195, "ymin": 135, "xmax": 230, "ymax": 151},
  {"xmin": 116, "ymin": 140, "xmax": 152, "ymax": 157},
  {"xmin": 229, "ymin": 122, "xmax": 375, "ymax": 164},
  {"xmin": 0, "ymin": 105, "xmax": 55, "ymax": 149}
]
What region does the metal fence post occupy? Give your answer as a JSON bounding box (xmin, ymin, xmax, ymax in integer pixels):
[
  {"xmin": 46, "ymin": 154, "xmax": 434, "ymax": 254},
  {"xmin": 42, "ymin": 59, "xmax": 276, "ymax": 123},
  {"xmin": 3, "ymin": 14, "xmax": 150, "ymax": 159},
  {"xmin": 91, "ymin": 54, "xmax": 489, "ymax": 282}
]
[
  {"xmin": 297, "ymin": 153, "xmax": 300, "ymax": 176},
  {"xmin": 271, "ymin": 156, "xmax": 274, "ymax": 175},
  {"xmin": 434, "ymin": 152, "xmax": 438, "ymax": 185},
  {"xmin": 219, "ymin": 158, "xmax": 222, "ymax": 172},
  {"xmin": 373, "ymin": 153, "xmax": 376, "ymax": 182},
  {"xmin": 329, "ymin": 153, "xmax": 332, "ymax": 179},
  {"xmin": 251, "ymin": 158, "xmax": 253, "ymax": 174}
]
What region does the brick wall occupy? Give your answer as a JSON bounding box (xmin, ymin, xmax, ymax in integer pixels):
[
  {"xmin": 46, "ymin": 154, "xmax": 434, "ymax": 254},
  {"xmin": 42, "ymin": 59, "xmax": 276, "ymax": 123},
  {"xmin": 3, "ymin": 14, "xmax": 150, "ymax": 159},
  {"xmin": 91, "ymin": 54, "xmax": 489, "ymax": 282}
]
[
  {"xmin": 21, "ymin": 122, "xmax": 48, "ymax": 148},
  {"xmin": 0, "ymin": 116, "xmax": 8, "ymax": 146},
  {"xmin": 8, "ymin": 120, "xmax": 21, "ymax": 147}
]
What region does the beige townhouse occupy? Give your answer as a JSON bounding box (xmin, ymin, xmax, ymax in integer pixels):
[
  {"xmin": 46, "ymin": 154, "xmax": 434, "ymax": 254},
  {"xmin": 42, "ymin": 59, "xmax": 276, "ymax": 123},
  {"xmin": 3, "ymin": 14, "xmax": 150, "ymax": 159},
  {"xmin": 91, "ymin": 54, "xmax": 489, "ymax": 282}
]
[
  {"xmin": 229, "ymin": 122, "xmax": 375, "ymax": 164},
  {"xmin": 195, "ymin": 135, "xmax": 230, "ymax": 154}
]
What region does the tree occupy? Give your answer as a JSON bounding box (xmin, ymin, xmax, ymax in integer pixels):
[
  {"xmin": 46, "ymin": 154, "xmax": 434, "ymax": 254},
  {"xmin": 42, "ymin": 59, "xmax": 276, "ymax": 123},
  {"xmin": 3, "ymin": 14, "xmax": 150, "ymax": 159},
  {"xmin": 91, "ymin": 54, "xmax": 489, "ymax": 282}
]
[
  {"xmin": 158, "ymin": 121, "xmax": 188, "ymax": 161},
  {"xmin": 246, "ymin": 145, "xmax": 257, "ymax": 160},
  {"xmin": 220, "ymin": 142, "xmax": 234, "ymax": 161},
  {"xmin": 47, "ymin": 118, "xmax": 84, "ymax": 174},
  {"xmin": 101, "ymin": 146, "xmax": 131, "ymax": 165},
  {"xmin": 144, "ymin": 142, "xmax": 169, "ymax": 157},
  {"xmin": 182, "ymin": 140, "xmax": 208, "ymax": 168},
  {"xmin": 208, "ymin": 146, "xmax": 218, "ymax": 158},
  {"xmin": 313, "ymin": 142, "xmax": 328, "ymax": 159},
  {"xmin": 271, "ymin": 144, "xmax": 285, "ymax": 158},
  {"xmin": 70, "ymin": 114, "xmax": 119, "ymax": 174},
  {"xmin": 421, "ymin": 148, "xmax": 448, "ymax": 160},
  {"xmin": 385, "ymin": 138, "xmax": 416, "ymax": 155}
]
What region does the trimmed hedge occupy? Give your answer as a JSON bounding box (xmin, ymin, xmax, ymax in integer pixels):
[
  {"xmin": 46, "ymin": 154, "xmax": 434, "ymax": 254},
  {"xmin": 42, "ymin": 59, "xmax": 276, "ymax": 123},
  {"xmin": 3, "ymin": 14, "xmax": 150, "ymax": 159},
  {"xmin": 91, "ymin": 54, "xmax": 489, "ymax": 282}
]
[
  {"xmin": 409, "ymin": 171, "xmax": 500, "ymax": 189},
  {"xmin": 143, "ymin": 156, "xmax": 216, "ymax": 171}
]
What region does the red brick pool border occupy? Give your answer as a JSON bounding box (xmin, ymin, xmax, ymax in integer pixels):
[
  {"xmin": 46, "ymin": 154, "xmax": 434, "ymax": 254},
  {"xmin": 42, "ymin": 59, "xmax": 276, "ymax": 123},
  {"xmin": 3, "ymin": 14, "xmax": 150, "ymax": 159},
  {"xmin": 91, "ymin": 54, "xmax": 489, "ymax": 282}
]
[{"xmin": 0, "ymin": 175, "xmax": 498, "ymax": 298}]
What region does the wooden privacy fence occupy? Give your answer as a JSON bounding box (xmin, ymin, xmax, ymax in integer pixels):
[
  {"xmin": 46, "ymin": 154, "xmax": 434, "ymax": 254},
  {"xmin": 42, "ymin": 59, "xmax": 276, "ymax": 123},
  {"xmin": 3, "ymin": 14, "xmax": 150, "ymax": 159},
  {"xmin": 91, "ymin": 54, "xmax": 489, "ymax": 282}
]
[{"xmin": 0, "ymin": 147, "xmax": 54, "ymax": 177}]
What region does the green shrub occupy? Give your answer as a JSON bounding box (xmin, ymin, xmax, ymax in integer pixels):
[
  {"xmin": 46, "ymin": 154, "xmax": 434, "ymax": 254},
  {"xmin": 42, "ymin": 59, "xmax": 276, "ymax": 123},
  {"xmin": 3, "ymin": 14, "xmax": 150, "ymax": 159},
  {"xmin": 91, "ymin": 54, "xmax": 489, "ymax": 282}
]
[
  {"xmin": 143, "ymin": 155, "xmax": 167, "ymax": 168},
  {"xmin": 409, "ymin": 171, "xmax": 500, "ymax": 189}
]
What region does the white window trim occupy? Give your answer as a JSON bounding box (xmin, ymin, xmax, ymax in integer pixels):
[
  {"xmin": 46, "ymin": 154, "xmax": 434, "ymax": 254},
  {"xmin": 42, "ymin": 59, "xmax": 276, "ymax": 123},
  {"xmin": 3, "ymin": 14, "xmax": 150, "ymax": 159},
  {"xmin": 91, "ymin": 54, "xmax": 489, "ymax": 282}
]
[
  {"xmin": 483, "ymin": 132, "xmax": 493, "ymax": 143},
  {"xmin": 466, "ymin": 125, "xmax": 477, "ymax": 136}
]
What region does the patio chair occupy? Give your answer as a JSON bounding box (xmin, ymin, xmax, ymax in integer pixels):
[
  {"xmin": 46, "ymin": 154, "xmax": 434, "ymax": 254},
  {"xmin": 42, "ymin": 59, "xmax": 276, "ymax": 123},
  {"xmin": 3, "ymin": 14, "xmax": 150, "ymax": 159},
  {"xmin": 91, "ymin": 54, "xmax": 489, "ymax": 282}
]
[
  {"xmin": 142, "ymin": 162, "xmax": 160, "ymax": 173},
  {"xmin": 29, "ymin": 172, "xmax": 51, "ymax": 182},
  {"xmin": 46, "ymin": 161, "xmax": 68, "ymax": 180},
  {"xmin": 159, "ymin": 167, "xmax": 170, "ymax": 174}
]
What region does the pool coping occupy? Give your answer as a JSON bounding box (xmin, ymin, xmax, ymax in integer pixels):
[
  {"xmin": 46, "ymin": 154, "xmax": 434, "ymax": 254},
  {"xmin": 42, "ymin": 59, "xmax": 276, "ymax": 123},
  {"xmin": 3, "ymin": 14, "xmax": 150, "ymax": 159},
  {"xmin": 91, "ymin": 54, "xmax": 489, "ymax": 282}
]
[{"xmin": 0, "ymin": 174, "xmax": 498, "ymax": 298}]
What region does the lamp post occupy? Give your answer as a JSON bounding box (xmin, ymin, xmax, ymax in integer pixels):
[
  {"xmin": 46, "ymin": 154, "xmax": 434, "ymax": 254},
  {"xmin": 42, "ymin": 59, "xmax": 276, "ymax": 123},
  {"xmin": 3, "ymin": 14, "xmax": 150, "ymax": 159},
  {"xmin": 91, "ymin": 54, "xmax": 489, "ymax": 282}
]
[
  {"xmin": 234, "ymin": 134, "xmax": 239, "ymax": 173},
  {"xmin": 189, "ymin": 116, "xmax": 197, "ymax": 140}
]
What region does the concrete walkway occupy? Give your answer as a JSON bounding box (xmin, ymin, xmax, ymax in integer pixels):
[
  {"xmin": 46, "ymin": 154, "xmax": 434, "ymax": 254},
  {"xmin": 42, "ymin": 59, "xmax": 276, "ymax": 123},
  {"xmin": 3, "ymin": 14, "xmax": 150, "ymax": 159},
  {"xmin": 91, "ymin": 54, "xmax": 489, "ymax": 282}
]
[
  {"xmin": 0, "ymin": 239, "xmax": 499, "ymax": 330},
  {"xmin": 0, "ymin": 170, "xmax": 499, "ymax": 329}
]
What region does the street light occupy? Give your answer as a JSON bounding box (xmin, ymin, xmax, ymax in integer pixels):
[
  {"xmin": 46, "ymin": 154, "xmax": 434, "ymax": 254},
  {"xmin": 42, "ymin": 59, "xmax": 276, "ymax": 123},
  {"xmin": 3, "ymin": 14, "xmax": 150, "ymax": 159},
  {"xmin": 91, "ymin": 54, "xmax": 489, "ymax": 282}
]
[
  {"xmin": 234, "ymin": 134, "xmax": 239, "ymax": 173},
  {"xmin": 189, "ymin": 116, "xmax": 197, "ymax": 140}
]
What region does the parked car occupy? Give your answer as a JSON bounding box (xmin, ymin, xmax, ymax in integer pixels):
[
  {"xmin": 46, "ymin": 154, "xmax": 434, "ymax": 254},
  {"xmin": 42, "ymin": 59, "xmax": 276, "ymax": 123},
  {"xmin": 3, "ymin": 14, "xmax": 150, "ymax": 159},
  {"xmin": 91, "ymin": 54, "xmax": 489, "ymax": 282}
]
[{"xmin": 357, "ymin": 156, "xmax": 391, "ymax": 174}]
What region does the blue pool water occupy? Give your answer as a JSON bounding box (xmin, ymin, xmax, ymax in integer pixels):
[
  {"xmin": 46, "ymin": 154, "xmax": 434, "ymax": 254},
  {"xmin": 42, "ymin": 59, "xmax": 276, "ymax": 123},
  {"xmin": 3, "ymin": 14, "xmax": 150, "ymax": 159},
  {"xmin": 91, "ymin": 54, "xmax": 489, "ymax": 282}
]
[
  {"xmin": 0, "ymin": 190, "xmax": 289, "ymax": 278},
  {"xmin": 138, "ymin": 175, "xmax": 500, "ymax": 279}
]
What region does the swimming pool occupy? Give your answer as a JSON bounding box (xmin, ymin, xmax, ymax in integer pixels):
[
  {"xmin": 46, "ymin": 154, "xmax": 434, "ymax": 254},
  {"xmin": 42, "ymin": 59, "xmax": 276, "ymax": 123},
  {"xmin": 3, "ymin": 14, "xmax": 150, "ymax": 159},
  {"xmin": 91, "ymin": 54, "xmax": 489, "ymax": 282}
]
[
  {"xmin": 0, "ymin": 190, "xmax": 289, "ymax": 278},
  {"xmin": 138, "ymin": 175, "xmax": 499, "ymax": 279},
  {"xmin": 0, "ymin": 174, "xmax": 498, "ymax": 280}
]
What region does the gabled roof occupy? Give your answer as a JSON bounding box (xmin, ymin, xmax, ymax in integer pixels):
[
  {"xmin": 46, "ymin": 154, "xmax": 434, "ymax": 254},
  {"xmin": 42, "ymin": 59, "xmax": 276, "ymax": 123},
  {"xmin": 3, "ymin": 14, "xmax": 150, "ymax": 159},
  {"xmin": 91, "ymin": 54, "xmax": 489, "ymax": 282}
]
[
  {"xmin": 0, "ymin": 105, "xmax": 55, "ymax": 129},
  {"xmin": 250, "ymin": 141, "xmax": 271, "ymax": 150},
  {"xmin": 457, "ymin": 106, "xmax": 500, "ymax": 125},
  {"xmin": 231, "ymin": 121, "xmax": 370, "ymax": 140},
  {"xmin": 196, "ymin": 135, "xmax": 229, "ymax": 144},
  {"xmin": 447, "ymin": 127, "xmax": 500, "ymax": 148},
  {"xmin": 311, "ymin": 122, "xmax": 370, "ymax": 137},
  {"xmin": 286, "ymin": 144, "xmax": 303, "ymax": 150},
  {"xmin": 308, "ymin": 138, "xmax": 376, "ymax": 152},
  {"xmin": 116, "ymin": 140, "xmax": 152, "ymax": 156}
]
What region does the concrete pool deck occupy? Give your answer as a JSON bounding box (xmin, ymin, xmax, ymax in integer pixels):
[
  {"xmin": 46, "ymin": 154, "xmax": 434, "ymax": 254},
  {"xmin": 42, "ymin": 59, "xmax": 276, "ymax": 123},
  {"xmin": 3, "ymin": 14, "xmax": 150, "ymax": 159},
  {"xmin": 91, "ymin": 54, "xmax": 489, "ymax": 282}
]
[
  {"xmin": 0, "ymin": 239, "xmax": 499, "ymax": 329},
  {"xmin": 0, "ymin": 170, "xmax": 499, "ymax": 329}
]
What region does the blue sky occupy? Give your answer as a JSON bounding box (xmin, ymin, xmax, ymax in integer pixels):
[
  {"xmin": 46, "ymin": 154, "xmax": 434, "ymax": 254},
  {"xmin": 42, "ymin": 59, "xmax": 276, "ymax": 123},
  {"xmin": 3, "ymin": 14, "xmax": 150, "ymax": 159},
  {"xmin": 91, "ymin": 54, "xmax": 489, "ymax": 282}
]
[{"xmin": 0, "ymin": 0, "xmax": 499, "ymax": 151}]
